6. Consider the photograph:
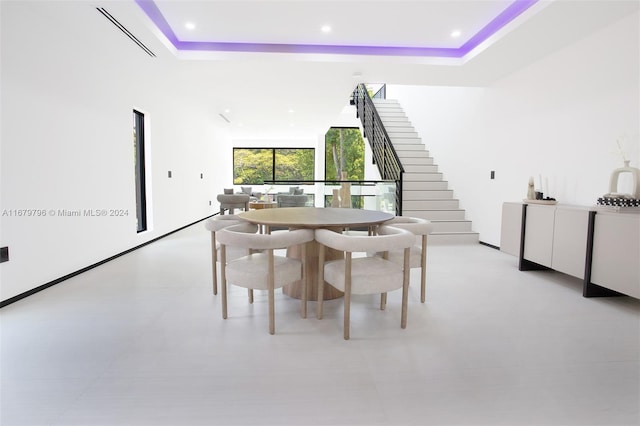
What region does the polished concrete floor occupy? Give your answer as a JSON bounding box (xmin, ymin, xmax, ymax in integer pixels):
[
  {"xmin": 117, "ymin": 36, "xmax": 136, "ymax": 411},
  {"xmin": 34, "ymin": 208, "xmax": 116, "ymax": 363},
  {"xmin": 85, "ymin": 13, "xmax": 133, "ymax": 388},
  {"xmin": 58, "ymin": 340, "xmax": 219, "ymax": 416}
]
[{"xmin": 1, "ymin": 223, "xmax": 638, "ymax": 426}]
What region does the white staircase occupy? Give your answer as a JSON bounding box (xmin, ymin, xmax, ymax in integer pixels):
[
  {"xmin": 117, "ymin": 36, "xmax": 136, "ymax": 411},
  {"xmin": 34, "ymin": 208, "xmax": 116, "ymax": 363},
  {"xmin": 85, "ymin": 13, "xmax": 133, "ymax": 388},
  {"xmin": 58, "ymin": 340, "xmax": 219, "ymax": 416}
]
[{"xmin": 373, "ymin": 98, "xmax": 479, "ymax": 244}]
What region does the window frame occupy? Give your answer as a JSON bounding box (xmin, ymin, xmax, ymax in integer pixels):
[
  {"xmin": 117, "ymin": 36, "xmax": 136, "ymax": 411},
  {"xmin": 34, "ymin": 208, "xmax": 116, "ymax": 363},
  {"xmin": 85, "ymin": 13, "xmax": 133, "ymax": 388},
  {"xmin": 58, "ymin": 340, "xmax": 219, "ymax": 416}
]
[
  {"xmin": 133, "ymin": 109, "xmax": 147, "ymax": 233},
  {"xmin": 232, "ymin": 147, "xmax": 315, "ymax": 185}
]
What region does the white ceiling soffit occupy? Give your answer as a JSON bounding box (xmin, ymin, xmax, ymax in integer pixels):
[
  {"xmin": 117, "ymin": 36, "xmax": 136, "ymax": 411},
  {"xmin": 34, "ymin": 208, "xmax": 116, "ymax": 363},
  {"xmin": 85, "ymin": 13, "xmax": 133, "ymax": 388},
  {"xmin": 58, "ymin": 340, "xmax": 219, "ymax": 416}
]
[{"xmin": 133, "ymin": 0, "xmax": 547, "ymax": 64}]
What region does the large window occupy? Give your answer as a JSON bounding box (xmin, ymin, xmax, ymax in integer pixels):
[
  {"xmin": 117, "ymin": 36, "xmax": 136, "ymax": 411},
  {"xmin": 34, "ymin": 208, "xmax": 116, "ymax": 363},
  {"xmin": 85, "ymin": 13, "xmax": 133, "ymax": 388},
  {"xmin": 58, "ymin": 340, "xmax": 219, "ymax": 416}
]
[
  {"xmin": 233, "ymin": 148, "xmax": 314, "ymax": 184},
  {"xmin": 133, "ymin": 110, "xmax": 147, "ymax": 233}
]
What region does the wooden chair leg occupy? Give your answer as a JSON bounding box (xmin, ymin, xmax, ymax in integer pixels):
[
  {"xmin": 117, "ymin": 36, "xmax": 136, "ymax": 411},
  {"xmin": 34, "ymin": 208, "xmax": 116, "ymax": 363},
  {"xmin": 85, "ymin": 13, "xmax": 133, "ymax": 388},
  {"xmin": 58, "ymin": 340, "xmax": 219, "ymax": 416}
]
[
  {"xmin": 401, "ymin": 283, "xmax": 409, "ymax": 329},
  {"xmin": 401, "ymin": 247, "xmax": 410, "ymax": 329},
  {"xmin": 380, "ymin": 251, "xmax": 388, "ymax": 310},
  {"xmin": 344, "ymin": 253, "xmax": 352, "ymax": 340},
  {"xmin": 317, "ymin": 244, "xmax": 325, "ymax": 320},
  {"xmin": 211, "ymin": 233, "xmax": 218, "ymax": 295},
  {"xmin": 268, "ymin": 249, "xmax": 275, "ymax": 335},
  {"xmin": 268, "ymin": 289, "xmax": 275, "ymax": 335},
  {"xmin": 380, "ymin": 292, "xmax": 387, "ymax": 310},
  {"xmin": 248, "ymin": 289, "xmax": 254, "ymax": 304},
  {"xmin": 421, "ymin": 235, "xmax": 427, "ymax": 303},
  {"xmin": 220, "ymin": 246, "xmax": 228, "ymax": 319},
  {"xmin": 301, "ymin": 242, "xmax": 307, "ymax": 319},
  {"xmin": 420, "ymin": 267, "xmax": 426, "ymax": 303}
]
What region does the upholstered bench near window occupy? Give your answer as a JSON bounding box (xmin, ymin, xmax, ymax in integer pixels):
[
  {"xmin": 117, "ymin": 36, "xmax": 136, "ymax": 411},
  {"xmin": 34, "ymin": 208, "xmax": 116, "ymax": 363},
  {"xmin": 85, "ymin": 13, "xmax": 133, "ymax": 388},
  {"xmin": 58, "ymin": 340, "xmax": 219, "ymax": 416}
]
[
  {"xmin": 276, "ymin": 186, "xmax": 308, "ymax": 207},
  {"xmin": 237, "ymin": 186, "xmax": 262, "ymax": 201}
]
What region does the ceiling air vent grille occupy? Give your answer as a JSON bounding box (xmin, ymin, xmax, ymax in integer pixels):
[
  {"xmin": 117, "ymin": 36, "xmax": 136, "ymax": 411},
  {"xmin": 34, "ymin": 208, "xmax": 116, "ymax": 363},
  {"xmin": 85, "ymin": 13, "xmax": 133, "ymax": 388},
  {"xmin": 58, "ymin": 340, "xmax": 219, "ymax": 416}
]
[{"xmin": 97, "ymin": 7, "xmax": 156, "ymax": 57}]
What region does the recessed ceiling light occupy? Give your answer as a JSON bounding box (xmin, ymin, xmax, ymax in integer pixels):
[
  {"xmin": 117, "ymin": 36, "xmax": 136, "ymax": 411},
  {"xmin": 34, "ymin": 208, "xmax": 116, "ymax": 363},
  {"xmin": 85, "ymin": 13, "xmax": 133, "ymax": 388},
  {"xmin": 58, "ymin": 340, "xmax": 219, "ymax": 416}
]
[
  {"xmin": 185, "ymin": 22, "xmax": 196, "ymax": 30},
  {"xmin": 224, "ymin": 108, "xmax": 231, "ymax": 113},
  {"xmin": 321, "ymin": 25, "xmax": 332, "ymax": 33},
  {"xmin": 288, "ymin": 108, "xmax": 295, "ymax": 113},
  {"xmin": 451, "ymin": 30, "xmax": 462, "ymax": 38}
]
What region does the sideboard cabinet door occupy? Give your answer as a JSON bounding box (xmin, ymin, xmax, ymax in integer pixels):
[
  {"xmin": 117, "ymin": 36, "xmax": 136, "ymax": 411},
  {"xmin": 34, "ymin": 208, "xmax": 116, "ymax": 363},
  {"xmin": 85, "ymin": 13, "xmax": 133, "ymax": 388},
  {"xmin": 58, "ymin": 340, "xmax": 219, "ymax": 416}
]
[
  {"xmin": 551, "ymin": 207, "xmax": 589, "ymax": 279},
  {"xmin": 500, "ymin": 202, "xmax": 523, "ymax": 256},
  {"xmin": 591, "ymin": 213, "xmax": 640, "ymax": 298},
  {"xmin": 523, "ymin": 205, "xmax": 555, "ymax": 268}
]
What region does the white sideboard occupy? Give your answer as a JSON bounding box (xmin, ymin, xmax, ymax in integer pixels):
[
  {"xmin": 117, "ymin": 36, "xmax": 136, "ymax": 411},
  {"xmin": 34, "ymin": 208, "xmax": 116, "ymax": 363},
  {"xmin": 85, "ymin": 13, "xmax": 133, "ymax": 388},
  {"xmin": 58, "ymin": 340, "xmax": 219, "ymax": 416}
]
[{"xmin": 500, "ymin": 202, "xmax": 639, "ymax": 299}]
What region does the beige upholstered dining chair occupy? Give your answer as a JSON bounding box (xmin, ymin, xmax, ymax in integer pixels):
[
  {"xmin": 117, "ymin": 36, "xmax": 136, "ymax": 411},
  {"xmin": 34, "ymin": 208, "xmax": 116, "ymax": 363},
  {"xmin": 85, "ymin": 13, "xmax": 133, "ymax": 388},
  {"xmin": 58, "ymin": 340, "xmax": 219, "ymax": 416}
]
[
  {"xmin": 203, "ymin": 215, "xmax": 250, "ymax": 295},
  {"xmin": 315, "ymin": 226, "xmax": 415, "ymax": 340},
  {"xmin": 216, "ymin": 224, "xmax": 315, "ymax": 335},
  {"xmin": 377, "ymin": 216, "xmax": 433, "ymax": 303},
  {"xmin": 216, "ymin": 192, "xmax": 250, "ymax": 214}
]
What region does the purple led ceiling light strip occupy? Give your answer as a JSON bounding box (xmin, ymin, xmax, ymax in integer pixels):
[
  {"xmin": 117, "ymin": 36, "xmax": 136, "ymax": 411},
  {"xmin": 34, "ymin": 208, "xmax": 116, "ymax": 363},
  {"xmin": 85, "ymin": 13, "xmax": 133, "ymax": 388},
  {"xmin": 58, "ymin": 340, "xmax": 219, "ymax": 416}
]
[{"xmin": 135, "ymin": 0, "xmax": 539, "ymax": 58}]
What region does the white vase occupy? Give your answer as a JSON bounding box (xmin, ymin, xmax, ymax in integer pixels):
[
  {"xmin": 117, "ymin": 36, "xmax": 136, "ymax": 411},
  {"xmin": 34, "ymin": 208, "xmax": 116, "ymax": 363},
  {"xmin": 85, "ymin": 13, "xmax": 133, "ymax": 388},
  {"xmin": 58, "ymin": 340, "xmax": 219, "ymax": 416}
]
[
  {"xmin": 527, "ymin": 176, "xmax": 536, "ymax": 200},
  {"xmin": 608, "ymin": 160, "xmax": 640, "ymax": 199}
]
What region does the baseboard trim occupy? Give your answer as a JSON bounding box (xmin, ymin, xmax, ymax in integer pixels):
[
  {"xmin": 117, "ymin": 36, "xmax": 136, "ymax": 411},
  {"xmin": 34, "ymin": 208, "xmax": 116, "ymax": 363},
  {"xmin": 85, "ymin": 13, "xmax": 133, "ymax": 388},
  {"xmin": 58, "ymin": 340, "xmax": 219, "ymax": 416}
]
[
  {"xmin": 0, "ymin": 214, "xmax": 216, "ymax": 309},
  {"xmin": 479, "ymin": 241, "xmax": 500, "ymax": 250}
]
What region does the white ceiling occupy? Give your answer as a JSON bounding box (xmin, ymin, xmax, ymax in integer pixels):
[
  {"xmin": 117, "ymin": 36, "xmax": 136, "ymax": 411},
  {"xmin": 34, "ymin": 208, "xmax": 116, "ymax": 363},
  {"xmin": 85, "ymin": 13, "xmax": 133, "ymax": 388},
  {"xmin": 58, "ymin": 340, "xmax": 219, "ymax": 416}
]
[
  {"xmin": 94, "ymin": 0, "xmax": 639, "ymax": 139},
  {"xmin": 156, "ymin": 0, "xmax": 513, "ymax": 48}
]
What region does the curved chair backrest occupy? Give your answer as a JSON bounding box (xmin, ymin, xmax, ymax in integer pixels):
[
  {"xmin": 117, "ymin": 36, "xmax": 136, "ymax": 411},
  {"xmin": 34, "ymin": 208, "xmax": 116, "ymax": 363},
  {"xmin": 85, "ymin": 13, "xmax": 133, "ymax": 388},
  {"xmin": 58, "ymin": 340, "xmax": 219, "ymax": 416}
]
[
  {"xmin": 217, "ymin": 224, "xmax": 314, "ymax": 250},
  {"xmin": 382, "ymin": 216, "xmax": 433, "ymax": 236},
  {"xmin": 204, "ymin": 214, "xmax": 244, "ymax": 232},
  {"xmin": 315, "ymin": 225, "xmax": 414, "ymax": 253}
]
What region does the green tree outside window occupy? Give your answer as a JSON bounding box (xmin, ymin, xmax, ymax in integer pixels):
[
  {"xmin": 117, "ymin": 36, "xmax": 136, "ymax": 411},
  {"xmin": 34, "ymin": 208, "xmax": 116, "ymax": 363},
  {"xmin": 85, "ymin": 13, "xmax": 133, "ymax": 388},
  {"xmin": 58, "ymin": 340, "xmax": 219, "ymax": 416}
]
[{"xmin": 325, "ymin": 127, "xmax": 365, "ymax": 181}]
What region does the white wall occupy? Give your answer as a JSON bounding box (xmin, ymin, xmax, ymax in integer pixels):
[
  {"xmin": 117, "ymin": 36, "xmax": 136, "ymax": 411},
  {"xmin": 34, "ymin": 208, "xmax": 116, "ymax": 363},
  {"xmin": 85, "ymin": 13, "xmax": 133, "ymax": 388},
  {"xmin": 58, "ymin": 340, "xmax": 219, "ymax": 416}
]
[
  {"xmin": 388, "ymin": 11, "xmax": 639, "ymax": 246},
  {"xmin": 0, "ymin": 2, "xmax": 228, "ymax": 301}
]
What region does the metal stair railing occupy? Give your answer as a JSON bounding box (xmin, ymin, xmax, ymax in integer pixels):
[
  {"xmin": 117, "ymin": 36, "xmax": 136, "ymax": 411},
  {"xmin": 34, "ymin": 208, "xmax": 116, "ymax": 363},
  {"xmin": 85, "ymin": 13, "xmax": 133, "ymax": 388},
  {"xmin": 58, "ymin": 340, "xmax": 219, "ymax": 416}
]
[{"xmin": 353, "ymin": 83, "xmax": 404, "ymax": 216}]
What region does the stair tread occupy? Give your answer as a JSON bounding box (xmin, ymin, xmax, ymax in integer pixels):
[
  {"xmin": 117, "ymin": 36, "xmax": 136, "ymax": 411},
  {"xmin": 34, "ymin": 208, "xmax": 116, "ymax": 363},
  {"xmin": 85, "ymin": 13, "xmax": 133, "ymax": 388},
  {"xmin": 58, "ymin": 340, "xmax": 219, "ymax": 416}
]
[
  {"xmin": 427, "ymin": 219, "xmax": 472, "ymax": 223},
  {"xmin": 430, "ymin": 231, "xmax": 479, "ymax": 235}
]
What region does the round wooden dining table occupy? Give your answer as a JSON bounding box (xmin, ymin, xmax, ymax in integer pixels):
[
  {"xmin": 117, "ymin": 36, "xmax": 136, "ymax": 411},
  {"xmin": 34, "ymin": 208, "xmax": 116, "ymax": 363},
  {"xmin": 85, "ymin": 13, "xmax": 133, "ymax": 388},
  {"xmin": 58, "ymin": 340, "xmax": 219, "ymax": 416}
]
[{"xmin": 238, "ymin": 207, "xmax": 394, "ymax": 300}]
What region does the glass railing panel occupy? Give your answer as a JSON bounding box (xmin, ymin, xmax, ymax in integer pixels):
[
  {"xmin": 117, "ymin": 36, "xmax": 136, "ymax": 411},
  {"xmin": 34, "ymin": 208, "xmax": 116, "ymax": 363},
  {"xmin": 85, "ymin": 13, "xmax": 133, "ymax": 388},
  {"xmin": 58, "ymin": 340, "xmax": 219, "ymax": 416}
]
[{"xmin": 261, "ymin": 180, "xmax": 397, "ymax": 212}]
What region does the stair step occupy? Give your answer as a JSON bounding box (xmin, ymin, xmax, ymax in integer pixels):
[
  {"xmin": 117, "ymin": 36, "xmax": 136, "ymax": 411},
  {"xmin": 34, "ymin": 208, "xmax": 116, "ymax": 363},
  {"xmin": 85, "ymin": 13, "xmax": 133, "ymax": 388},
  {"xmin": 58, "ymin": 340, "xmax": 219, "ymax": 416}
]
[
  {"xmin": 394, "ymin": 144, "xmax": 427, "ymax": 152},
  {"xmin": 397, "ymin": 150, "xmax": 430, "ymax": 158},
  {"xmin": 380, "ymin": 118, "xmax": 411, "ymax": 125},
  {"xmin": 429, "ymin": 220, "xmax": 473, "ymax": 232},
  {"xmin": 383, "ymin": 121, "xmax": 413, "ymax": 128},
  {"xmin": 403, "ymin": 181, "xmax": 449, "ymax": 190},
  {"xmin": 401, "ymin": 157, "xmax": 434, "ymax": 165},
  {"xmin": 388, "ymin": 132, "xmax": 419, "ymax": 139},
  {"xmin": 403, "ymin": 164, "xmax": 438, "ymax": 173},
  {"xmin": 376, "ymin": 106, "xmax": 404, "ymax": 113},
  {"xmin": 383, "ymin": 120, "xmax": 416, "ymax": 127},
  {"xmin": 403, "ymin": 189, "xmax": 453, "ymax": 199},
  {"xmin": 378, "ymin": 112, "xmax": 407, "ymax": 118},
  {"xmin": 373, "ymin": 99, "xmax": 400, "ymax": 104},
  {"xmin": 404, "ymin": 172, "xmax": 443, "ymax": 181},
  {"xmin": 403, "ymin": 209, "xmax": 467, "ymax": 220},
  {"xmin": 375, "ymin": 102, "xmax": 402, "ymax": 108},
  {"xmin": 403, "ymin": 199, "xmax": 459, "ymax": 210},
  {"xmin": 386, "ymin": 130, "xmax": 422, "ymax": 136},
  {"xmin": 392, "ymin": 138, "xmax": 423, "ymax": 145},
  {"xmin": 429, "ymin": 232, "xmax": 480, "ymax": 245}
]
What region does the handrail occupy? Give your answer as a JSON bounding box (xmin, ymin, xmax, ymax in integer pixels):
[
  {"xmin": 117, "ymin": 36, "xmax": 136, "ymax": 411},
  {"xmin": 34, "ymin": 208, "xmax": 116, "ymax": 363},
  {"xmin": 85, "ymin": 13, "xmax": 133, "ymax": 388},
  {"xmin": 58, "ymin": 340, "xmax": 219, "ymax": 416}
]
[{"xmin": 353, "ymin": 83, "xmax": 404, "ymax": 215}]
